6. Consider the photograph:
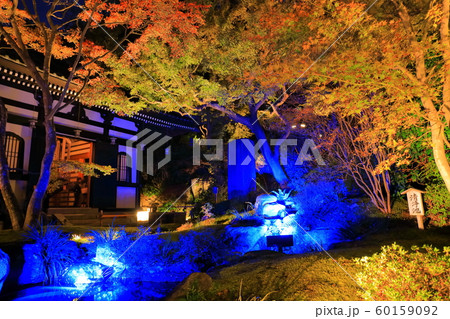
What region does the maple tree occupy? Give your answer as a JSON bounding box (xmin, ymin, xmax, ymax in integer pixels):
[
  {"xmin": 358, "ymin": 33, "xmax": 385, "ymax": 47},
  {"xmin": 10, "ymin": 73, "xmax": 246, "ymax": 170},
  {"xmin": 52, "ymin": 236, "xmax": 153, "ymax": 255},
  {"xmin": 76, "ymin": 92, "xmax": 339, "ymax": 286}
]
[
  {"xmin": 47, "ymin": 160, "xmax": 115, "ymax": 199},
  {"xmin": 308, "ymin": 108, "xmax": 396, "ymax": 214},
  {"xmin": 0, "ymin": 0, "xmax": 205, "ymax": 229},
  {"xmin": 306, "ymin": 0, "xmax": 450, "ymax": 197},
  {"xmin": 97, "ymin": 0, "xmax": 362, "ymax": 187}
]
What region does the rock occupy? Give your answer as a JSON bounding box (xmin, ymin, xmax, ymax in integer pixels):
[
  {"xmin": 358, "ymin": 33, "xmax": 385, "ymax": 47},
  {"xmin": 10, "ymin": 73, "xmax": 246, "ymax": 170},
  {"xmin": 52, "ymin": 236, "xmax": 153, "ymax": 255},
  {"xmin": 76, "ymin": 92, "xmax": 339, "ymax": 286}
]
[
  {"xmin": 166, "ymin": 272, "xmax": 212, "ymax": 301},
  {"xmin": 0, "ymin": 248, "xmax": 9, "ymax": 293},
  {"xmin": 255, "ymin": 194, "xmax": 277, "ymax": 216},
  {"xmin": 255, "ymin": 192, "xmax": 298, "ymax": 220},
  {"xmin": 19, "ymin": 244, "xmax": 45, "ymax": 285}
]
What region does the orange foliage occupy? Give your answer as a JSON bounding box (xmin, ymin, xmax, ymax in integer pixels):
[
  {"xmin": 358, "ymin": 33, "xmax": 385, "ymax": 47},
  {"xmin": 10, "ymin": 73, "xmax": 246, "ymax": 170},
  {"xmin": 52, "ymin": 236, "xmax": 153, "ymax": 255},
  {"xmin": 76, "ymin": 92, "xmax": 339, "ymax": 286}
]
[{"xmin": 0, "ymin": 0, "xmax": 207, "ymax": 108}]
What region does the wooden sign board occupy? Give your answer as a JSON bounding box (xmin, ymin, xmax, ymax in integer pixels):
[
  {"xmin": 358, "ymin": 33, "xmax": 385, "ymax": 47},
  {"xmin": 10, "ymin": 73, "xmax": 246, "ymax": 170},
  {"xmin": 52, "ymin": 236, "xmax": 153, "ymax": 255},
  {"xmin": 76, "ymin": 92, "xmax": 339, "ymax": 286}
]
[{"xmin": 401, "ymin": 188, "xmax": 426, "ymax": 229}]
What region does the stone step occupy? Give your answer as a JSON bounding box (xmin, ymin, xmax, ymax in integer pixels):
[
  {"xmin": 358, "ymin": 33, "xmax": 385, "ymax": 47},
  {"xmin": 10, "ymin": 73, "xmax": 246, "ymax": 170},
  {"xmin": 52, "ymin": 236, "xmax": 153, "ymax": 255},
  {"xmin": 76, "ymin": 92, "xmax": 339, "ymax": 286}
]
[{"xmin": 48, "ymin": 207, "xmax": 99, "ymax": 216}]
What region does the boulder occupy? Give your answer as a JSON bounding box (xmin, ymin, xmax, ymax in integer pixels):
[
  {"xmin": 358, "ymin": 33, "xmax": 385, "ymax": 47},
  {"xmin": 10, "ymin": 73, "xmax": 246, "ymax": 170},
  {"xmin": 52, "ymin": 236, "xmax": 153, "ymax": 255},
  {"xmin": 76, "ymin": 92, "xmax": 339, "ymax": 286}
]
[
  {"xmin": 166, "ymin": 272, "xmax": 212, "ymax": 301},
  {"xmin": 255, "ymin": 194, "xmax": 277, "ymax": 216},
  {"xmin": 255, "ymin": 192, "xmax": 298, "ymax": 219},
  {"xmin": 0, "ymin": 248, "xmax": 9, "ymax": 293},
  {"xmin": 19, "ymin": 244, "xmax": 45, "ymax": 285}
]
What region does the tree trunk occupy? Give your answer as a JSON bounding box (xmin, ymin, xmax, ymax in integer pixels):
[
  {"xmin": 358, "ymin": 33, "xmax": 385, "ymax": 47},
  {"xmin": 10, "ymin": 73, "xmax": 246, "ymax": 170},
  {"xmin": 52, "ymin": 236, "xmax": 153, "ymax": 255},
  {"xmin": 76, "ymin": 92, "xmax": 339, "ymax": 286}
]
[
  {"xmin": 397, "ymin": 0, "xmax": 450, "ymax": 194},
  {"xmin": 250, "ymin": 119, "xmax": 289, "ymax": 186},
  {"xmin": 430, "ymin": 129, "xmax": 450, "ymax": 192},
  {"xmin": 207, "ymin": 101, "xmax": 289, "ymax": 187},
  {"xmin": 23, "ymin": 115, "xmax": 57, "ymax": 229},
  {"xmin": 0, "ymin": 99, "xmax": 23, "ymax": 230},
  {"xmin": 422, "ymin": 97, "xmax": 450, "ymax": 193}
]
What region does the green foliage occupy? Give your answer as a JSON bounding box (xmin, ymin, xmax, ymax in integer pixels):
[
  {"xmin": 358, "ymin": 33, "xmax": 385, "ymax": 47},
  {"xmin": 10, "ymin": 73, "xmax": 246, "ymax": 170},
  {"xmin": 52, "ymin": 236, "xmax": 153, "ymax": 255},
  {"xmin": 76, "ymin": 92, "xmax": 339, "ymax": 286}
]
[
  {"xmin": 141, "ymin": 169, "xmax": 168, "ymax": 198},
  {"xmin": 224, "ymin": 122, "xmax": 253, "ymax": 139},
  {"xmin": 416, "ymin": 160, "xmax": 450, "ymax": 226},
  {"xmin": 179, "ymin": 229, "xmax": 239, "ymax": 271},
  {"xmin": 48, "ymin": 160, "xmax": 115, "ymax": 194},
  {"xmin": 25, "ymin": 224, "xmax": 78, "ymax": 285},
  {"xmin": 356, "ymin": 243, "xmax": 450, "ymax": 301},
  {"xmin": 158, "ymin": 202, "xmax": 181, "ymax": 213},
  {"xmin": 423, "ymin": 184, "xmax": 450, "ymax": 226},
  {"xmin": 101, "ymin": 0, "xmax": 322, "ymax": 121},
  {"xmin": 89, "ymin": 225, "xmax": 129, "ymax": 245},
  {"xmin": 141, "ymin": 184, "xmax": 162, "ymax": 198},
  {"xmin": 394, "ymin": 127, "xmax": 450, "ymax": 225},
  {"xmin": 185, "ymin": 281, "xmax": 208, "ymax": 301},
  {"xmin": 230, "ymin": 214, "xmax": 265, "ymax": 228},
  {"xmin": 390, "ymin": 198, "xmax": 409, "ymax": 217}
]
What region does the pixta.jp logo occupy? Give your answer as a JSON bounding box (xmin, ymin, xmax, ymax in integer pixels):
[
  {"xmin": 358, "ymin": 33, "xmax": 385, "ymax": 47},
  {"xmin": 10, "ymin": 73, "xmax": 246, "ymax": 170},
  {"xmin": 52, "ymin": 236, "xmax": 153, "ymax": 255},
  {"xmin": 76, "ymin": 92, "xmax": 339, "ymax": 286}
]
[
  {"xmin": 126, "ymin": 129, "xmax": 171, "ymax": 176},
  {"xmin": 127, "ymin": 129, "xmax": 325, "ymax": 176}
]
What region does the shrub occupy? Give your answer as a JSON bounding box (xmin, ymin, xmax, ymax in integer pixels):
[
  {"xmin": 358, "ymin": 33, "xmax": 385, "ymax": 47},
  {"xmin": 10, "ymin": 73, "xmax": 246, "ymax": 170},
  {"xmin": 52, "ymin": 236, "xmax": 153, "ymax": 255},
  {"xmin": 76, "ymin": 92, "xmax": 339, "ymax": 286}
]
[
  {"xmin": 200, "ymin": 203, "xmax": 214, "ymax": 220},
  {"xmin": 24, "ymin": 224, "xmax": 78, "ymax": 285},
  {"xmin": 198, "ymin": 218, "xmax": 216, "ymax": 226},
  {"xmin": 230, "ymin": 214, "xmax": 265, "ymax": 227},
  {"xmin": 424, "ymin": 183, "xmax": 450, "ymax": 226},
  {"xmin": 88, "ymin": 226, "xmax": 132, "ymax": 253},
  {"xmin": 291, "ymin": 174, "xmax": 361, "ymax": 233},
  {"xmin": 355, "ymin": 243, "xmax": 450, "ymax": 301},
  {"xmin": 397, "ymin": 154, "xmax": 450, "ymax": 226},
  {"xmin": 177, "ymin": 229, "xmax": 239, "ymax": 271},
  {"xmin": 176, "ymin": 223, "xmax": 194, "ymax": 232}
]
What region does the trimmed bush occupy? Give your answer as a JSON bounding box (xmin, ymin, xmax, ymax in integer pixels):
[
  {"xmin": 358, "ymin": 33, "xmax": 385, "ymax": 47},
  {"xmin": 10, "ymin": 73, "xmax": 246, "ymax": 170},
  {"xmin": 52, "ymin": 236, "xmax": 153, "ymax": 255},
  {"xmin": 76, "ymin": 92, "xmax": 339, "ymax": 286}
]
[{"xmin": 356, "ymin": 243, "xmax": 450, "ymax": 301}]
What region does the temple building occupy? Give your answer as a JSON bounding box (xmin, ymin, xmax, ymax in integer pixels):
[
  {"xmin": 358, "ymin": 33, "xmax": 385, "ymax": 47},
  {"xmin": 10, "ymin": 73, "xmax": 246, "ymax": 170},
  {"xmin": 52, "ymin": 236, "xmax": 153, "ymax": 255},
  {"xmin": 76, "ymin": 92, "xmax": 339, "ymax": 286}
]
[{"xmin": 0, "ymin": 55, "xmax": 198, "ymax": 217}]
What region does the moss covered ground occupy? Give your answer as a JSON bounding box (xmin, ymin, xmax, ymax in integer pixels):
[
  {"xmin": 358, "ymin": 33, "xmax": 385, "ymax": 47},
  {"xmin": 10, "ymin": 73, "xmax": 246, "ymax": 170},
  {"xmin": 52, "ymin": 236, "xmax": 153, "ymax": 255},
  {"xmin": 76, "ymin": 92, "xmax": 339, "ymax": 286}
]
[{"xmin": 200, "ymin": 218, "xmax": 450, "ymax": 301}]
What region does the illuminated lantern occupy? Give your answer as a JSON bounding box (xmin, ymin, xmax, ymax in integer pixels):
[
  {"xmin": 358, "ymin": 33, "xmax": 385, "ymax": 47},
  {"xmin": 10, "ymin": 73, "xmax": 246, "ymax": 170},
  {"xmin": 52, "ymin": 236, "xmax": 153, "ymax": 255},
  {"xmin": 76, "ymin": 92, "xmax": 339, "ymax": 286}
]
[{"xmin": 136, "ymin": 208, "xmax": 150, "ymax": 223}]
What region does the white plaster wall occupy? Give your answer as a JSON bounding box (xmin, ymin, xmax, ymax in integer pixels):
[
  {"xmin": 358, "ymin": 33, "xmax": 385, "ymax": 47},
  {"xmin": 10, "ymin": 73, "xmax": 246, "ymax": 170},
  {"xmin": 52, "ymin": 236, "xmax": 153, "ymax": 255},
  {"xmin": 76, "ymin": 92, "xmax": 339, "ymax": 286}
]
[
  {"xmin": 0, "ymin": 84, "xmax": 39, "ymax": 107},
  {"xmin": 116, "ymin": 186, "xmax": 136, "ymax": 208}
]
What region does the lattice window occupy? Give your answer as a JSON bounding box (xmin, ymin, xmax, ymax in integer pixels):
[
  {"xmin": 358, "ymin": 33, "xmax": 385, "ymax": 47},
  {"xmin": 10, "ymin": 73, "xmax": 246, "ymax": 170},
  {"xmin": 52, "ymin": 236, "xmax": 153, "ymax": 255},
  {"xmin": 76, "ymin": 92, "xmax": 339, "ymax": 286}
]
[
  {"xmin": 5, "ymin": 132, "xmax": 24, "ymax": 173},
  {"xmin": 117, "ymin": 152, "xmax": 131, "ymax": 182}
]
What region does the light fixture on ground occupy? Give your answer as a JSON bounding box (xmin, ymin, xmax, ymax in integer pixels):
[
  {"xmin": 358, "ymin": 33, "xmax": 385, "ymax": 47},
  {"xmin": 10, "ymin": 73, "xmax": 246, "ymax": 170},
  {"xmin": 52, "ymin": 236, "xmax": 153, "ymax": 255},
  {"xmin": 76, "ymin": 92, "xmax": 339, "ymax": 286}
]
[{"xmin": 136, "ymin": 208, "xmax": 150, "ymax": 223}]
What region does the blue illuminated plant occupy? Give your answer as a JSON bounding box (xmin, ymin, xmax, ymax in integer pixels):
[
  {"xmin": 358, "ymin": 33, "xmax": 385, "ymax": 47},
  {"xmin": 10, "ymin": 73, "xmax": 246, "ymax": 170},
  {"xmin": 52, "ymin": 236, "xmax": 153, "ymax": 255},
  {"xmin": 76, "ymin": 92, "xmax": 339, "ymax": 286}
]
[
  {"xmin": 87, "ymin": 226, "xmax": 132, "ymax": 277},
  {"xmin": 201, "ymin": 203, "xmax": 215, "ymax": 220},
  {"xmin": 24, "ymin": 224, "xmax": 78, "ymax": 285},
  {"xmin": 270, "ymin": 189, "xmax": 292, "ymax": 203}
]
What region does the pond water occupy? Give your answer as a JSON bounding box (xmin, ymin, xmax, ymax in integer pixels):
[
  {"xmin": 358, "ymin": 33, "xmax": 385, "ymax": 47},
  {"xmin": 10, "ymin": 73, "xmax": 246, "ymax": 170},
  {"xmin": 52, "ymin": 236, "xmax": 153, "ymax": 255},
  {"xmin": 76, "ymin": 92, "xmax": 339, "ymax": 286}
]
[{"xmin": 12, "ymin": 280, "xmax": 179, "ymax": 301}]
